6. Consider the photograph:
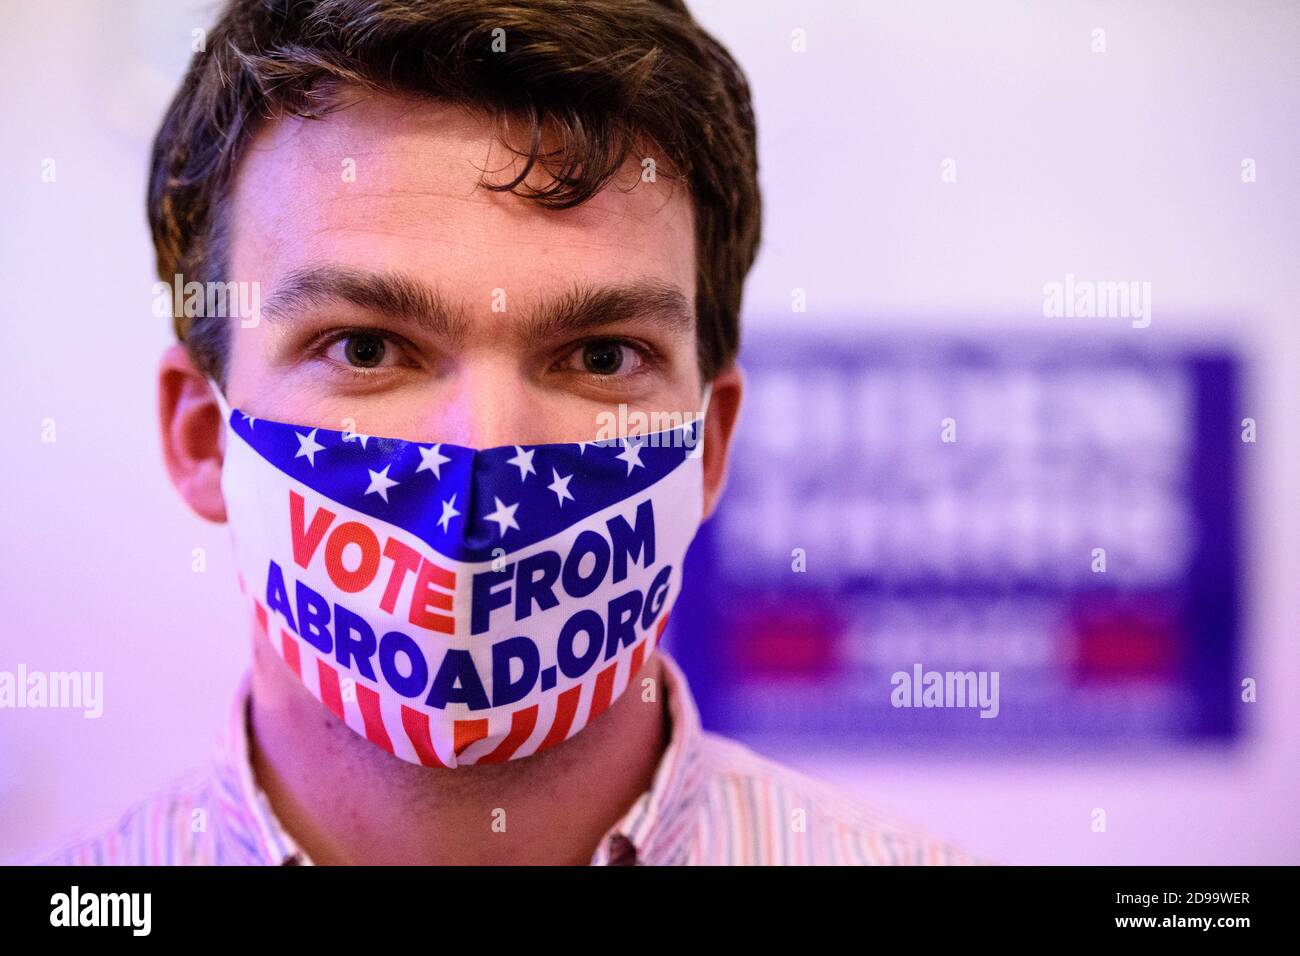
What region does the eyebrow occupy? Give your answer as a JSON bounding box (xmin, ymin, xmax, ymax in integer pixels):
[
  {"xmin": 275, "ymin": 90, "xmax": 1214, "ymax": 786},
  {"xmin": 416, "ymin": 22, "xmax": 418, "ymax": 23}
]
[{"xmin": 261, "ymin": 265, "xmax": 694, "ymax": 346}]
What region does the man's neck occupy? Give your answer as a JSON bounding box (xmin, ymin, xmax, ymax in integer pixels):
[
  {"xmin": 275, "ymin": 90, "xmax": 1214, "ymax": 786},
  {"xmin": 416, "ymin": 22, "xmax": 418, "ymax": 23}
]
[{"xmin": 246, "ymin": 627, "xmax": 669, "ymax": 865}]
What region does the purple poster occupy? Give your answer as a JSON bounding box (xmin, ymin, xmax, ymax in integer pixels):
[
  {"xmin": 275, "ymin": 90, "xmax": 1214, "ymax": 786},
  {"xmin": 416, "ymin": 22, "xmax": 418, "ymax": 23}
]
[{"xmin": 668, "ymin": 336, "xmax": 1242, "ymax": 751}]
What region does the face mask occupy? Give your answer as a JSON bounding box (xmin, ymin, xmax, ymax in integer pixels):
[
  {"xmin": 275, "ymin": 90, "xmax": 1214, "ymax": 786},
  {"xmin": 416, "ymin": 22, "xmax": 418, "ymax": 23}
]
[{"xmin": 208, "ymin": 380, "xmax": 711, "ymax": 768}]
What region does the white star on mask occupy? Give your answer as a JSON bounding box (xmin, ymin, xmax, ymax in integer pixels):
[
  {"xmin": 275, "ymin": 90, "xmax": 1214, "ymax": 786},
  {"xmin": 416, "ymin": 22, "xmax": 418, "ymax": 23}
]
[
  {"xmin": 294, "ymin": 428, "xmax": 325, "ymax": 466},
  {"xmin": 365, "ymin": 464, "xmax": 399, "ymax": 502},
  {"xmin": 416, "ymin": 443, "xmax": 451, "ymax": 479},
  {"xmin": 437, "ymin": 494, "xmax": 460, "ymax": 532},
  {"xmin": 615, "ymin": 440, "xmax": 645, "ymax": 476},
  {"xmin": 507, "ymin": 446, "xmax": 537, "ymax": 481},
  {"xmin": 484, "ymin": 496, "xmax": 520, "ymax": 536},
  {"xmin": 548, "ymin": 469, "xmax": 574, "ymax": 506}
]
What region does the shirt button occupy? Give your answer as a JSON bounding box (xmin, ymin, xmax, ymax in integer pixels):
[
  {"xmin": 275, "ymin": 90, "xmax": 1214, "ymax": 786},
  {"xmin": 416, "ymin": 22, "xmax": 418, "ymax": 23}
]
[{"xmin": 607, "ymin": 833, "xmax": 638, "ymax": 866}]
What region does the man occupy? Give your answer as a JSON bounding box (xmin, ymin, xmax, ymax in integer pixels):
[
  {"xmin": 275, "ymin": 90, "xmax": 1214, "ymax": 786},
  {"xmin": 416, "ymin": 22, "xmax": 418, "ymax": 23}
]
[{"xmin": 29, "ymin": 0, "xmax": 977, "ymax": 866}]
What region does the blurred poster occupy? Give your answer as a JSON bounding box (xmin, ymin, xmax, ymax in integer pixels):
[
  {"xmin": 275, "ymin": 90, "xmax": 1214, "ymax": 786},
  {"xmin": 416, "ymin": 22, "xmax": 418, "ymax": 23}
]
[{"xmin": 666, "ymin": 335, "xmax": 1242, "ymax": 751}]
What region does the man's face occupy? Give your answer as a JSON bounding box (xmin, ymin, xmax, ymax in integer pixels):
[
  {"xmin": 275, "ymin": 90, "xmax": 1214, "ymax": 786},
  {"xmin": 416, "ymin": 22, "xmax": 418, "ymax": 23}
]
[{"xmin": 224, "ymin": 93, "xmax": 703, "ymax": 452}]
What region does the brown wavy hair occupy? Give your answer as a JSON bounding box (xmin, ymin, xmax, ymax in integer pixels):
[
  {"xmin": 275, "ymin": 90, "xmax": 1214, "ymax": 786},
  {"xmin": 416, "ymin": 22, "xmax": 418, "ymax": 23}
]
[{"xmin": 148, "ymin": 0, "xmax": 761, "ymax": 385}]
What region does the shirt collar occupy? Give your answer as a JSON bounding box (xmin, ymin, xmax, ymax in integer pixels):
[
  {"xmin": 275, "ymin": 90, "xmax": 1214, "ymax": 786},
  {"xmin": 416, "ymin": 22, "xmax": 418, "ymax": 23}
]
[
  {"xmin": 209, "ymin": 669, "xmax": 311, "ymax": 866},
  {"xmin": 207, "ymin": 649, "xmax": 708, "ymax": 866},
  {"xmin": 588, "ymin": 650, "xmax": 708, "ymax": 865}
]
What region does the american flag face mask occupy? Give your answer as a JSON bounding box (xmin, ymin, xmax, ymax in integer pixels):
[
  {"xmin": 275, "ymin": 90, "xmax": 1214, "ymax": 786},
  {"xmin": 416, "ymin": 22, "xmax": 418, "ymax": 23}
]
[{"xmin": 207, "ymin": 380, "xmax": 710, "ymax": 768}]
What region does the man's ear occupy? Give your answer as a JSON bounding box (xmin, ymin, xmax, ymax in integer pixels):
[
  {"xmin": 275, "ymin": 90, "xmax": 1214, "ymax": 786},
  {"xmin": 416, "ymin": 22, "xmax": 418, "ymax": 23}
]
[
  {"xmin": 701, "ymin": 362, "xmax": 743, "ymax": 522},
  {"xmin": 158, "ymin": 343, "xmax": 227, "ymax": 523}
]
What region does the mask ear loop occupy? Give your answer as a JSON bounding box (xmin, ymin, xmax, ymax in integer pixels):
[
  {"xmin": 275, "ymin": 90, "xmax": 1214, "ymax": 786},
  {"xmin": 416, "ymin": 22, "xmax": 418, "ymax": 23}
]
[
  {"xmin": 206, "ymin": 376, "xmax": 233, "ymax": 456},
  {"xmin": 686, "ymin": 381, "xmax": 713, "ymax": 458},
  {"xmin": 206, "ymin": 375, "xmax": 232, "ymax": 422}
]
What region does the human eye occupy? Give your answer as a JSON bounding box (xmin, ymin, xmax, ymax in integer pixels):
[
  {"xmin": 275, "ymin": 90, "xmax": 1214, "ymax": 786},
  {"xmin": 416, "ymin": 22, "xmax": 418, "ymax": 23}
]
[
  {"xmin": 310, "ymin": 327, "xmax": 418, "ymax": 379},
  {"xmin": 558, "ymin": 337, "xmax": 657, "ymax": 379}
]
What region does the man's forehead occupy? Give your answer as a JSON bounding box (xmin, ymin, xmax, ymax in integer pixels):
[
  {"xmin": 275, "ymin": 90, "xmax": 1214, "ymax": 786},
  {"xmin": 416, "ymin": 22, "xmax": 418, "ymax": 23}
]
[{"xmin": 227, "ymin": 92, "xmax": 696, "ymax": 303}]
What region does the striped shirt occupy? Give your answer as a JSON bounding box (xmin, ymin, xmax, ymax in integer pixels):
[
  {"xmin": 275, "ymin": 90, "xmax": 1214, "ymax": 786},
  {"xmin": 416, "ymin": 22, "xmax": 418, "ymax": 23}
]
[{"xmin": 22, "ymin": 651, "xmax": 983, "ymax": 866}]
